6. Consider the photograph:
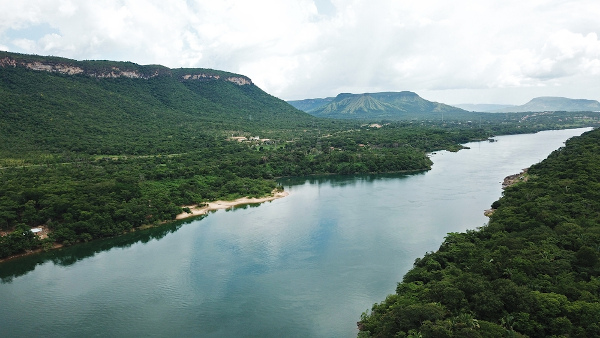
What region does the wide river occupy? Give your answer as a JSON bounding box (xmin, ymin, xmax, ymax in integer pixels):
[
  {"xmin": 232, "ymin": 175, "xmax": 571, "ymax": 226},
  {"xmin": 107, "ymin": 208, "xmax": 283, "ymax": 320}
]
[{"xmin": 0, "ymin": 128, "xmax": 592, "ymax": 337}]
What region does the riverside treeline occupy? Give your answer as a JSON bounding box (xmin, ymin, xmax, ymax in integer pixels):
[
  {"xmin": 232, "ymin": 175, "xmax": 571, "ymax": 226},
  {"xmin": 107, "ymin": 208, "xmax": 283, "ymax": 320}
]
[{"xmin": 357, "ymin": 128, "xmax": 600, "ymax": 337}]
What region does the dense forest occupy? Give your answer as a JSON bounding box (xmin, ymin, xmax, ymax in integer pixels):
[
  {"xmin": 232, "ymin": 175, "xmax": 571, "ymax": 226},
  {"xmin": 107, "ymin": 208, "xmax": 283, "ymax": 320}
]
[
  {"xmin": 357, "ymin": 127, "xmax": 600, "ymax": 337},
  {"xmin": 1, "ymin": 51, "xmax": 600, "ymax": 262}
]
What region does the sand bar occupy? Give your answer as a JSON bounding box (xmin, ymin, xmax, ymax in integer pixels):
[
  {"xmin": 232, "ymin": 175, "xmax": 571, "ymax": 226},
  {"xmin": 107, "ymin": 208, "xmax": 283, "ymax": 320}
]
[{"xmin": 175, "ymin": 190, "xmax": 289, "ymax": 220}]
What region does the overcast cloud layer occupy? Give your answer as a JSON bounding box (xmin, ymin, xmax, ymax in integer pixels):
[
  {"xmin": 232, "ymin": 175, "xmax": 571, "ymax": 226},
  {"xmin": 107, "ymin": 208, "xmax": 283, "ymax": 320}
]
[{"xmin": 1, "ymin": 0, "xmax": 599, "ymax": 104}]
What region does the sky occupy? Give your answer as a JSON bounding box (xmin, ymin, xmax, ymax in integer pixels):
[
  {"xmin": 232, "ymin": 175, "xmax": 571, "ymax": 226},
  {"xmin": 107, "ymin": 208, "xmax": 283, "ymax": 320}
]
[{"xmin": 1, "ymin": 0, "xmax": 599, "ymax": 105}]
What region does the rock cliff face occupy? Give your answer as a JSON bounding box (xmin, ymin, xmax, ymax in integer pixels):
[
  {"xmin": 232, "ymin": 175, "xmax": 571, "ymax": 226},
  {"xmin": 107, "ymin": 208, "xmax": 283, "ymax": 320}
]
[
  {"xmin": 23, "ymin": 61, "xmax": 85, "ymax": 75},
  {"xmin": 181, "ymin": 72, "xmax": 252, "ymax": 85},
  {"xmin": 0, "ymin": 54, "xmax": 252, "ymax": 85},
  {"xmin": 224, "ymin": 76, "xmax": 252, "ymax": 85},
  {"xmin": 93, "ymin": 68, "xmax": 158, "ymax": 79},
  {"xmin": 1, "ymin": 56, "xmax": 152, "ymax": 78}
]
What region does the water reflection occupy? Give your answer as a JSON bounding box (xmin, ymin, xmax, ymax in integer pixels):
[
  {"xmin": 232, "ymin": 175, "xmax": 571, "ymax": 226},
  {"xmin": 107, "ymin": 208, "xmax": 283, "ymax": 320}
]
[
  {"xmin": 279, "ymin": 171, "xmax": 426, "ymax": 187},
  {"xmin": 0, "ymin": 217, "xmax": 199, "ymax": 283}
]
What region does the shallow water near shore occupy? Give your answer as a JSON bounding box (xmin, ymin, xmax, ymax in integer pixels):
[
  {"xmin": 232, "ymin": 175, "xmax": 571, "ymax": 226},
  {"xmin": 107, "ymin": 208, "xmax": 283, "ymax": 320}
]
[{"xmin": 0, "ymin": 128, "xmax": 592, "ymax": 337}]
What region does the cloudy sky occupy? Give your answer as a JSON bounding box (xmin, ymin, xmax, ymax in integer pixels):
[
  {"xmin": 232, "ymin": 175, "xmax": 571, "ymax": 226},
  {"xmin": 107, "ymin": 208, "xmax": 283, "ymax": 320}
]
[{"xmin": 1, "ymin": 0, "xmax": 599, "ymax": 105}]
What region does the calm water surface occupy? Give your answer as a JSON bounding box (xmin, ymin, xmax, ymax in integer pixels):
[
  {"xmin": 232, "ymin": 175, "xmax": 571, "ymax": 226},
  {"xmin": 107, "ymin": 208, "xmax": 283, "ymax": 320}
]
[{"xmin": 0, "ymin": 128, "xmax": 591, "ymax": 337}]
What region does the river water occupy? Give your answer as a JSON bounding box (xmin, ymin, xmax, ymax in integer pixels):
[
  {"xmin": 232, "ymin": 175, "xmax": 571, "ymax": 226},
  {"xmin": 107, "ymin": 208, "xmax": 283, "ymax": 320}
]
[{"xmin": 0, "ymin": 128, "xmax": 591, "ymax": 337}]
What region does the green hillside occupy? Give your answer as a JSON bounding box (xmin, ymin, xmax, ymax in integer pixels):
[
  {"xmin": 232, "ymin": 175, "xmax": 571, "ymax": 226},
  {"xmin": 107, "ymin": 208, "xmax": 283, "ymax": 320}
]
[
  {"xmin": 358, "ymin": 127, "xmax": 600, "ymax": 337},
  {"xmin": 291, "ymin": 91, "xmax": 469, "ymax": 120},
  {"xmin": 0, "ymin": 51, "xmax": 315, "ymax": 157}
]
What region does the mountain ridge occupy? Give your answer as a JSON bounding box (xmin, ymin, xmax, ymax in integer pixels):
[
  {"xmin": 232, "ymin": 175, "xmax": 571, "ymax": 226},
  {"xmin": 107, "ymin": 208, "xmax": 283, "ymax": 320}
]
[{"xmin": 0, "ymin": 50, "xmax": 252, "ymax": 85}]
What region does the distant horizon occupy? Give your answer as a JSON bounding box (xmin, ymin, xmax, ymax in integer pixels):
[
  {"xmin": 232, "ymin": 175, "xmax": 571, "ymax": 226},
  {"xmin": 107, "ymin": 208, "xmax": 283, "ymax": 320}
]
[{"xmin": 285, "ymin": 90, "xmax": 600, "ymax": 107}]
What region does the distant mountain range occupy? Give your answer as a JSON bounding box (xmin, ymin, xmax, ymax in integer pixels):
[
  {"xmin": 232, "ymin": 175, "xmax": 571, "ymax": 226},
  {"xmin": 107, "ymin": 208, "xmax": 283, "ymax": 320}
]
[
  {"xmin": 288, "ymin": 91, "xmax": 468, "ymax": 120},
  {"xmin": 456, "ymin": 97, "xmax": 600, "ymax": 113}
]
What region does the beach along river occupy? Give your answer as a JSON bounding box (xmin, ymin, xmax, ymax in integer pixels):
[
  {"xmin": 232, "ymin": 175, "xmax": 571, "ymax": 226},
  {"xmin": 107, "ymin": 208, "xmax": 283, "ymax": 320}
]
[{"xmin": 0, "ymin": 128, "xmax": 591, "ymax": 337}]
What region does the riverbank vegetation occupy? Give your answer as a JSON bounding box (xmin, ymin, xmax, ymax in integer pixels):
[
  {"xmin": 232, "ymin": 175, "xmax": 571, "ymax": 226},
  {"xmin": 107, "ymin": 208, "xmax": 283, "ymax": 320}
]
[
  {"xmin": 2, "ymin": 52, "xmax": 600, "ymax": 260},
  {"xmin": 358, "ymin": 127, "xmax": 600, "ymax": 337}
]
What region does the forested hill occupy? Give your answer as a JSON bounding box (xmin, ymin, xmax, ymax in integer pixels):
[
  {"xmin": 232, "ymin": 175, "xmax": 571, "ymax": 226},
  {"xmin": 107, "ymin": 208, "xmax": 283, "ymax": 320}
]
[
  {"xmin": 358, "ymin": 127, "xmax": 600, "ymax": 337},
  {"xmin": 288, "ymin": 91, "xmax": 468, "ymax": 120},
  {"xmin": 0, "ymin": 51, "xmax": 314, "ymax": 155}
]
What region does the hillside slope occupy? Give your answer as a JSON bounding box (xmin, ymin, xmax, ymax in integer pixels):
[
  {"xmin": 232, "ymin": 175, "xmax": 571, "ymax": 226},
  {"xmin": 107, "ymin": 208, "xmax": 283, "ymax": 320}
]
[
  {"xmin": 0, "ymin": 51, "xmax": 314, "ymax": 156},
  {"xmin": 290, "ymin": 91, "xmax": 468, "ymax": 120}
]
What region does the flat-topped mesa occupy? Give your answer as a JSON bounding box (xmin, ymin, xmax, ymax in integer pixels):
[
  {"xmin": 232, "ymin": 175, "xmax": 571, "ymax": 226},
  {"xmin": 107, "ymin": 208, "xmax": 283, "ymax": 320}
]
[{"xmin": 0, "ymin": 53, "xmax": 253, "ymax": 85}]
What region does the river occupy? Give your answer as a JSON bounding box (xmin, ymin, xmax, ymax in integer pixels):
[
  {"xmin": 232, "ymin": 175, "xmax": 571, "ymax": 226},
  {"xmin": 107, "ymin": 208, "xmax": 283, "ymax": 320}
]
[{"xmin": 0, "ymin": 128, "xmax": 592, "ymax": 337}]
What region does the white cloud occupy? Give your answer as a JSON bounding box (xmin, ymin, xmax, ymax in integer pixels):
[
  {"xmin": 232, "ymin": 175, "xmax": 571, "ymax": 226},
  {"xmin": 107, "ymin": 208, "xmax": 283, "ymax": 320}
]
[
  {"xmin": 1, "ymin": 0, "xmax": 599, "ymax": 104},
  {"xmin": 12, "ymin": 38, "xmax": 36, "ymax": 51}
]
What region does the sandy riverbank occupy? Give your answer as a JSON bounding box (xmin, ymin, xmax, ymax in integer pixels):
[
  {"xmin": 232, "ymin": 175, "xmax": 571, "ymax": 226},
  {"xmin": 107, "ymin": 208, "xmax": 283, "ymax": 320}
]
[{"xmin": 175, "ymin": 190, "xmax": 289, "ymax": 220}]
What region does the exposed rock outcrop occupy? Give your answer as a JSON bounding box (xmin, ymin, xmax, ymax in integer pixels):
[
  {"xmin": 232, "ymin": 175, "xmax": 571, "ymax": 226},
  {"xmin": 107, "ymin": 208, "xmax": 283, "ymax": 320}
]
[
  {"xmin": 180, "ymin": 73, "xmax": 252, "ymax": 85},
  {"xmin": 0, "ymin": 54, "xmax": 252, "ymax": 85},
  {"xmin": 25, "ymin": 61, "xmax": 84, "ymax": 75},
  {"xmin": 485, "ymin": 168, "xmax": 530, "ymax": 217},
  {"xmin": 225, "ymin": 76, "xmax": 252, "ymax": 85},
  {"xmin": 502, "ymin": 168, "xmax": 529, "ymax": 189}
]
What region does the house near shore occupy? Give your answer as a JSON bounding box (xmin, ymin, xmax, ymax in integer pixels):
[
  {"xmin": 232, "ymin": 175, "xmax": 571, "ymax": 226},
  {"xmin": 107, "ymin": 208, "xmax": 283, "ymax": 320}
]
[{"xmin": 229, "ymin": 136, "xmax": 275, "ymax": 144}]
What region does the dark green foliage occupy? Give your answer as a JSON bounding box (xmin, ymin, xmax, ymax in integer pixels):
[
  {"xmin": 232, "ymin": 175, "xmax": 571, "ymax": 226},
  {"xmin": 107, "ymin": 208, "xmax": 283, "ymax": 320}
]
[{"xmin": 358, "ymin": 128, "xmax": 600, "ymax": 337}]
